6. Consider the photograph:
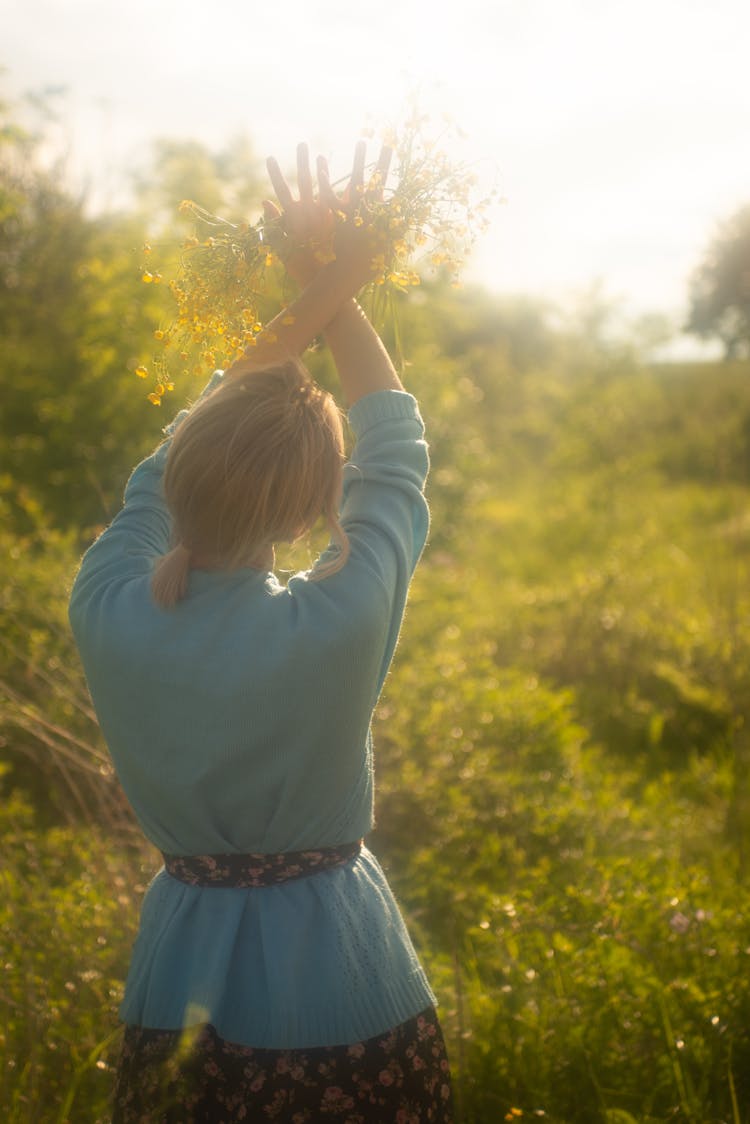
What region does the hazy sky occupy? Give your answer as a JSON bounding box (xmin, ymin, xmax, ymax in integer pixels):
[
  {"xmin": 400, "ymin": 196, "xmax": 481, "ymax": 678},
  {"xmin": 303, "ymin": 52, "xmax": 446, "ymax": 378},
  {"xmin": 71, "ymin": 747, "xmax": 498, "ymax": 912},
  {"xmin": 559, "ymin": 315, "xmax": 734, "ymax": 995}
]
[{"xmin": 3, "ymin": 0, "xmax": 749, "ymax": 348}]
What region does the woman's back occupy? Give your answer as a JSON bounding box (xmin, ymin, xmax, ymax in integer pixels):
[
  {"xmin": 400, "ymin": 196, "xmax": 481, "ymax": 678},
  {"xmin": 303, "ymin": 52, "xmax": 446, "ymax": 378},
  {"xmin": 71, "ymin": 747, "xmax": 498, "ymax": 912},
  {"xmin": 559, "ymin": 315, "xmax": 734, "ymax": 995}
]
[
  {"xmin": 69, "ymin": 383, "xmax": 429, "ymax": 856},
  {"xmin": 69, "ymin": 384, "xmax": 436, "ymax": 1050}
]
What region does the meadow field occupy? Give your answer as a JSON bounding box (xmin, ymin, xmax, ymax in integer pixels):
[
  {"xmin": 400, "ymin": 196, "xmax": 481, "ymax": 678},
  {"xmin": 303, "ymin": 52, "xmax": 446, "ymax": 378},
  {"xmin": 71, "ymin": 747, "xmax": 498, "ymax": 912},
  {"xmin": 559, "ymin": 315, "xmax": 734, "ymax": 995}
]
[
  {"xmin": 2, "ymin": 259, "xmax": 749, "ymax": 1121},
  {"xmin": 2, "ymin": 97, "xmax": 749, "ymax": 1121}
]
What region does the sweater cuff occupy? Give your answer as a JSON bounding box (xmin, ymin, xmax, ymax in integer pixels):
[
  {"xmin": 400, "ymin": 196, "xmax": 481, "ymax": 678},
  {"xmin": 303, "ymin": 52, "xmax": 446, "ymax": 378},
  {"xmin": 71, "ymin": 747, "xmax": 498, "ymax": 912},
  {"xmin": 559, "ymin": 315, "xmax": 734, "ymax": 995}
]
[{"xmin": 347, "ymin": 389, "xmax": 423, "ymax": 439}]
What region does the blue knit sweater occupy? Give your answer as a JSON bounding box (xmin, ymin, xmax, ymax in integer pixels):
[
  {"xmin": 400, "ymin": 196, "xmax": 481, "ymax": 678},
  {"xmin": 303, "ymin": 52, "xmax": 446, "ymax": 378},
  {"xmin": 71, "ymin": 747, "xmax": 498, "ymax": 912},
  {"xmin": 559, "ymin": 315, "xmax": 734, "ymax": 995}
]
[{"xmin": 69, "ymin": 376, "xmax": 436, "ymax": 1048}]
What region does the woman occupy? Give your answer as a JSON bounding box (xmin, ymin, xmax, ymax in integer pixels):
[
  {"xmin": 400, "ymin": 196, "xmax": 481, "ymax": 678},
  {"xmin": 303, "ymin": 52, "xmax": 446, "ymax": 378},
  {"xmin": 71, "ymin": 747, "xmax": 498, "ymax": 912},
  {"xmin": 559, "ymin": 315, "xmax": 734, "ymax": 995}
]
[{"xmin": 69, "ymin": 142, "xmax": 454, "ymax": 1121}]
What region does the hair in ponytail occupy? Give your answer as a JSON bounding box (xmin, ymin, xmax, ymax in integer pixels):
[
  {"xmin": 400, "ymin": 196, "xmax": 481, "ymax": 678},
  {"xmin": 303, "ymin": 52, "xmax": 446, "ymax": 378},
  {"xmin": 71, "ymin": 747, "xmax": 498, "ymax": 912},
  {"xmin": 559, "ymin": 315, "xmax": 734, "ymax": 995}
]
[
  {"xmin": 315, "ymin": 495, "xmax": 350, "ymax": 580},
  {"xmin": 151, "ymin": 359, "xmax": 349, "ymax": 609},
  {"xmin": 151, "ymin": 542, "xmax": 192, "ymax": 609}
]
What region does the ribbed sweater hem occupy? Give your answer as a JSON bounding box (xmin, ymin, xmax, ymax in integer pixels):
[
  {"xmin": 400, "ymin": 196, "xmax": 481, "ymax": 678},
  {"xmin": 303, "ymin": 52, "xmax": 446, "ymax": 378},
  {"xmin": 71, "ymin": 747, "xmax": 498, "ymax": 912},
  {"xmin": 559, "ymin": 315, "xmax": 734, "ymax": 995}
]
[{"xmin": 119, "ymin": 970, "xmax": 436, "ymax": 1050}]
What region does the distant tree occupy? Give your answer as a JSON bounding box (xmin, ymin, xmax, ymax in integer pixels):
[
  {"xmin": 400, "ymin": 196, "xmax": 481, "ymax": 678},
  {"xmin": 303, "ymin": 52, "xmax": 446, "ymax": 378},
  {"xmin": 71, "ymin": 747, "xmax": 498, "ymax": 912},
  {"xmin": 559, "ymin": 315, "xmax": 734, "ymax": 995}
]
[
  {"xmin": 0, "ymin": 91, "xmax": 267, "ymax": 533},
  {"xmin": 133, "ymin": 135, "xmax": 265, "ymax": 230},
  {"xmin": 0, "ymin": 91, "xmax": 163, "ymax": 532},
  {"xmin": 686, "ymin": 204, "xmax": 750, "ymax": 359}
]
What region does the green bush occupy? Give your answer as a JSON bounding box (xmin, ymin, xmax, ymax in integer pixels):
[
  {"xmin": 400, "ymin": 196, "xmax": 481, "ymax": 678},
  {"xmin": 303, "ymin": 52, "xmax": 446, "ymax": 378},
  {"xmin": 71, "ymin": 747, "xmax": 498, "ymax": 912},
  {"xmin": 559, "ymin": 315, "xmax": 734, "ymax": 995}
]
[
  {"xmin": 0, "ymin": 782, "xmax": 154, "ymax": 1122},
  {"xmin": 373, "ymin": 655, "xmax": 750, "ymax": 1121}
]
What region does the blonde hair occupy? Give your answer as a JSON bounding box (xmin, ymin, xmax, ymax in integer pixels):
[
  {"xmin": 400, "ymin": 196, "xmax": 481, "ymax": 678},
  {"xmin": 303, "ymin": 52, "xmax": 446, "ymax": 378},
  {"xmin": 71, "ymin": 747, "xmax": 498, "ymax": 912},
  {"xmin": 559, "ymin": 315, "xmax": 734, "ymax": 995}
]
[{"xmin": 151, "ymin": 359, "xmax": 349, "ymax": 608}]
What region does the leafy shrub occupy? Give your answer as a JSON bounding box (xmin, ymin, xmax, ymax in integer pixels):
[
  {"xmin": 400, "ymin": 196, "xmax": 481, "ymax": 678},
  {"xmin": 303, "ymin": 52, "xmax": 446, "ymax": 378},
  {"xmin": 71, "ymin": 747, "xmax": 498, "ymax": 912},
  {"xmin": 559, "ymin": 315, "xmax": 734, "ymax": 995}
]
[
  {"xmin": 374, "ymin": 654, "xmax": 750, "ymax": 1122},
  {"xmin": 0, "ymin": 781, "xmax": 153, "ymax": 1122}
]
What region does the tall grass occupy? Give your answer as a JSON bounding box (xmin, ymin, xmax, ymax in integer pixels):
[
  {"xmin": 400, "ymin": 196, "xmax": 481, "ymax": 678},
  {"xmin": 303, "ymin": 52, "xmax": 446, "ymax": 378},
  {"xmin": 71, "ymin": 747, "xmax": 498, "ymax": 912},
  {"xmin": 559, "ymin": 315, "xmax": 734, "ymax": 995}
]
[{"xmin": 2, "ymin": 358, "xmax": 750, "ymax": 1121}]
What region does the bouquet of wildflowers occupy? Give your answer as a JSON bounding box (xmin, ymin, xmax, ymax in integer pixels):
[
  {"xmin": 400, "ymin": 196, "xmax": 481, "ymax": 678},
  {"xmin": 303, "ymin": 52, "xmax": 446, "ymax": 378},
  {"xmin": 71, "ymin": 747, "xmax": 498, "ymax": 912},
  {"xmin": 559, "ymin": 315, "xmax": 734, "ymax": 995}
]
[{"xmin": 135, "ymin": 117, "xmax": 496, "ymax": 403}]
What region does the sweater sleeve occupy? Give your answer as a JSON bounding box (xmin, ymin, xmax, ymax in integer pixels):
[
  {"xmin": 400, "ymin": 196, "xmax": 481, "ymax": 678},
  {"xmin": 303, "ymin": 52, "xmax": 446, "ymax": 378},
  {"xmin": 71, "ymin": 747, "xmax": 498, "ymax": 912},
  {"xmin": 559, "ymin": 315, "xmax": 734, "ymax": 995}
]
[
  {"xmin": 292, "ymin": 388, "xmax": 430, "ymax": 700},
  {"xmin": 69, "ymin": 372, "xmax": 226, "ymax": 606},
  {"xmin": 341, "ymin": 388, "xmax": 430, "ymax": 580},
  {"xmin": 120, "ymin": 369, "xmax": 226, "ymax": 550}
]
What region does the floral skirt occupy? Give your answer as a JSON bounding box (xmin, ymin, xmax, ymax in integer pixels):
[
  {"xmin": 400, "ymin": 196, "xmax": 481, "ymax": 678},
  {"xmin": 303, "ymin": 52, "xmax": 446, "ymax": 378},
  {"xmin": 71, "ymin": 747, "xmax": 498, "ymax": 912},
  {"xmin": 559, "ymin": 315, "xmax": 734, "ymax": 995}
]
[{"xmin": 112, "ymin": 1008, "xmax": 454, "ymax": 1123}]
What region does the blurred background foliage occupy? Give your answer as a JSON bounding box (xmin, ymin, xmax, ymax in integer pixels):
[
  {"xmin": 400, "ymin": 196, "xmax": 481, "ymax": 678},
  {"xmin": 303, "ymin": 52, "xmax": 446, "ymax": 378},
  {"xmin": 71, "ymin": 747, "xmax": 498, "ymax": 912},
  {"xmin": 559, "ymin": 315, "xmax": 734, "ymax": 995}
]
[{"xmin": 2, "ymin": 88, "xmax": 750, "ymax": 1122}]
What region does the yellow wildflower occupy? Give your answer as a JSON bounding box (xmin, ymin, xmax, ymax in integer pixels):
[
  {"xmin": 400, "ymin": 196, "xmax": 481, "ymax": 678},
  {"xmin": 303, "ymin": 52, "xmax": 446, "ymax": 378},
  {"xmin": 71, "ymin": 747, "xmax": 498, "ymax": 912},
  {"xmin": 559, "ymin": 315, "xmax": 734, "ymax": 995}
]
[{"xmin": 134, "ymin": 365, "xmax": 148, "ymax": 379}]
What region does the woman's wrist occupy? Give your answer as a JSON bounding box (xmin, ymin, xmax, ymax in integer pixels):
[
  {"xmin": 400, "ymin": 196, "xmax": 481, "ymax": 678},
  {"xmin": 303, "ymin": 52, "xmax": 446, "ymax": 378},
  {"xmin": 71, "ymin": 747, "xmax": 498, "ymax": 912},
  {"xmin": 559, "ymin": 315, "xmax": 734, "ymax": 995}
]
[
  {"xmin": 225, "ymin": 257, "xmax": 366, "ymax": 377},
  {"xmin": 285, "ymin": 254, "xmax": 320, "ymax": 289}
]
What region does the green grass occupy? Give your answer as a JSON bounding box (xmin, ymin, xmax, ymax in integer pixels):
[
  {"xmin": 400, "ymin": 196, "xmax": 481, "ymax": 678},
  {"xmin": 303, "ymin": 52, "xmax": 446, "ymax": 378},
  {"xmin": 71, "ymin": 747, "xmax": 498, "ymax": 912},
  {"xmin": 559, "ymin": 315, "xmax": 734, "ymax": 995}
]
[{"xmin": 3, "ymin": 355, "xmax": 750, "ymax": 1121}]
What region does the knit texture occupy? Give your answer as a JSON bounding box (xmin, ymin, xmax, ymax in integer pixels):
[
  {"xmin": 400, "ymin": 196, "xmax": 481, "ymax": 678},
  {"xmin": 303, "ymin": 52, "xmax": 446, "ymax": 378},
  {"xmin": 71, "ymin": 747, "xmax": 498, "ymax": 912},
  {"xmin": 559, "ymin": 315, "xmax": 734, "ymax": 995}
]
[{"xmin": 69, "ymin": 376, "xmax": 435, "ymax": 1048}]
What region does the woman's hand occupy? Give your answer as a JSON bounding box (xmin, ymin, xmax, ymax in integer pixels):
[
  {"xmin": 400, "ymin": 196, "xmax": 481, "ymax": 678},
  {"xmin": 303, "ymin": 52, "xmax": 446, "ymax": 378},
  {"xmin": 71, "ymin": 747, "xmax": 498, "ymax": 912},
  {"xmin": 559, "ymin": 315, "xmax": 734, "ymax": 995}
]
[
  {"xmin": 224, "ymin": 141, "xmax": 395, "ymax": 384},
  {"xmin": 317, "ymin": 140, "xmax": 392, "ymax": 216},
  {"xmin": 264, "ymin": 143, "xmax": 335, "ymax": 285},
  {"xmin": 318, "ymin": 141, "xmax": 393, "ymax": 287},
  {"xmin": 265, "ymin": 141, "xmax": 392, "ymax": 288}
]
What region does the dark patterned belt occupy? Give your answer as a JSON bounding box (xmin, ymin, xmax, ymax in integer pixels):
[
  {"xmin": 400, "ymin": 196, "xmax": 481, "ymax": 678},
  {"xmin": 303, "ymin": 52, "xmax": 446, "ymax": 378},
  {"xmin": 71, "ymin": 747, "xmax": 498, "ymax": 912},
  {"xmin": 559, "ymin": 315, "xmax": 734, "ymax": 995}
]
[{"xmin": 161, "ymin": 839, "xmax": 363, "ymax": 888}]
